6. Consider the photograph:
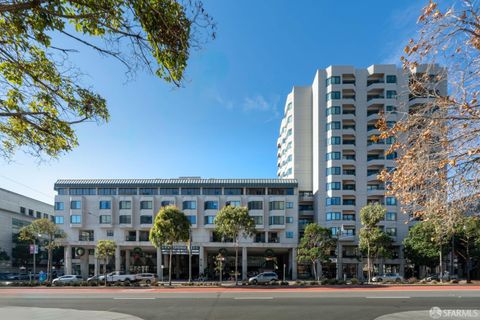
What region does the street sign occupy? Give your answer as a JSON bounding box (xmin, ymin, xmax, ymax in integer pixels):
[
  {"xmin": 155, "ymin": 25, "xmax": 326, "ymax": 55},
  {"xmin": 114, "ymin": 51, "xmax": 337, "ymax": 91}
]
[{"xmin": 29, "ymin": 245, "xmax": 38, "ymax": 254}]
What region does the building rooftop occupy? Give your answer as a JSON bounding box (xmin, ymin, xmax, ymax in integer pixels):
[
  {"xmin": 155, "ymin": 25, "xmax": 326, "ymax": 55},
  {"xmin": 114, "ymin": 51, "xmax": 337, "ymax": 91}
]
[{"xmin": 54, "ymin": 178, "xmax": 298, "ymax": 188}]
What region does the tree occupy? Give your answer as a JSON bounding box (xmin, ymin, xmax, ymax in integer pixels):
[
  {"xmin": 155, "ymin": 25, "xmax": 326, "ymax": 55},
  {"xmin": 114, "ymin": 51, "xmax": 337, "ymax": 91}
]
[
  {"xmin": 214, "ymin": 206, "xmax": 256, "ymax": 285},
  {"xmin": 297, "ymin": 223, "xmax": 336, "ymax": 281},
  {"xmin": 149, "ymin": 205, "xmax": 190, "ymax": 286},
  {"xmin": 455, "ymin": 216, "xmax": 480, "ymax": 282},
  {"xmin": 378, "ymin": 0, "xmax": 480, "ymax": 225},
  {"xmin": 403, "ymin": 221, "xmax": 449, "ymax": 276},
  {"xmin": 358, "ymin": 204, "xmax": 390, "ymax": 283},
  {"xmin": 95, "ymin": 240, "xmax": 116, "ymax": 286},
  {"xmin": 0, "ymin": 0, "xmax": 215, "ymax": 158},
  {"xmin": 0, "ymin": 248, "xmax": 9, "ymax": 261},
  {"xmin": 18, "ymin": 218, "xmax": 65, "ymax": 282}
]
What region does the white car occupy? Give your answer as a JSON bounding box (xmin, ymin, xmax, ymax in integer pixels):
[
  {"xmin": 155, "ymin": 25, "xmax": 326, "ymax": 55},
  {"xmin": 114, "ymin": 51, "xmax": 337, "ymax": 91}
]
[
  {"xmin": 98, "ymin": 271, "xmax": 137, "ymax": 284},
  {"xmin": 52, "ymin": 275, "xmax": 83, "ymax": 285},
  {"xmin": 248, "ymin": 272, "xmax": 279, "ymax": 284},
  {"xmin": 135, "ymin": 273, "xmax": 157, "ymax": 285},
  {"xmin": 372, "ymin": 273, "xmax": 403, "ymax": 282}
]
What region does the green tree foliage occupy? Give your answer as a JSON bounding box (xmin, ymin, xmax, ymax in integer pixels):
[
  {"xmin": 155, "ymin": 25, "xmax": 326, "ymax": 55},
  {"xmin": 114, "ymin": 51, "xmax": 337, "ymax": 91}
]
[
  {"xmin": 18, "ymin": 218, "xmax": 65, "ymax": 281},
  {"xmin": 149, "ymin": 205, "xmax": 190, "ymax": 285},
  {"xmin": 403, "ymin": 221, "xmax": 448, "ymax": 270},
  {"xmin": 454, "ymin": 216, "xmax": 480, "ymax": 282},
  {"xmin": 95, "ymin": 239, "xmax": 116, "ymax": 286},
  {"xmin": 297, "ymin": 223, "xmax": 336, "ymax": 281},
  {"xmin": 358, "ymin": 204, "xmax": 392, "ymax": 282},
  {"xmin": 0, "ymin": 0, "xmax": 215, "ymax": 158},
  {"xmin": 214, "ymin": 205, "xmax": 255, "ymax": 285},
  {"xmin": 0, "ymin": 248, "xmax": 9, "ymax": 261}
]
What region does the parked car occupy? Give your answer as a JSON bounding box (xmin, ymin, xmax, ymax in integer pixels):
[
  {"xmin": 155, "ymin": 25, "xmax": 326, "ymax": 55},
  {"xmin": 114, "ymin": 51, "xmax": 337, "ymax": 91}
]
[
  {"xmin": 248, "ymin": 272, "xmax": 279, "ymax": 284},
  {"xmin": 87, "ymin": 274, "xmax": 102, "ymax": 284},
  {"xmin": 135, "ymin": 273, "xmax": 157, "ymax": 285},
  {"xmin": 52, "ymin": 275, "xmax": 83, "ymax": 285},
  {"xmin": 424, "ymin": 272, "xmax": 457, "ymax": 282},
  {"xmin": 7, "ymin": 273, "xmax": 30, "ymax": 281},
  {"xmin": 98, "ymin": 271, "xmax": 137, "ymax": 284},
  {"xmin": 371, "ymin": 273, "xmax": 403, "ymax": 282}
]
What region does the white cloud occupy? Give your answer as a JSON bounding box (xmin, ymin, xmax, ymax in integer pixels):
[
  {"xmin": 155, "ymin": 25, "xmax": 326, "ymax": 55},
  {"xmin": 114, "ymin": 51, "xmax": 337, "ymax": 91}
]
[{"xmin": 242, "ymin": 95, "xmax": 281, "ymax": 122}]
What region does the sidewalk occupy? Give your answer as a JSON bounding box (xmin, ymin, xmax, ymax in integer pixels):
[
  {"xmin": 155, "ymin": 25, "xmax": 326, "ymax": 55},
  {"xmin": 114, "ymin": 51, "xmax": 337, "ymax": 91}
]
[{"xmin": 0, "ymin": 306, "xmax": 143, "ymax": 320}]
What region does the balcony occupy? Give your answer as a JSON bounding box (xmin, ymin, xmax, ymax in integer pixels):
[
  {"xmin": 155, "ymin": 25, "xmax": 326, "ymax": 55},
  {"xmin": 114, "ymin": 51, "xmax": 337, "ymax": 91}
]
[
  {"xmin": 367, "ymin": 78, "xmax": 384, "ymax": 86},
  {"xmin": 342, "ymin": 185, "xmax": 356, "ymax": 191},
  {"xmin": 125, "ymin": 235, "xmax": 137, "ymax": 242},
  {"xmin": 299, "ymin": 191, "xmax": 314, "ymax": 202},
  {"xmin": 79, "ymin": 235, "xmax": 94, "ymax": 242},
  {"xmin": 342, "ymin": 169, "xmax": 356, "ymax": 176}
]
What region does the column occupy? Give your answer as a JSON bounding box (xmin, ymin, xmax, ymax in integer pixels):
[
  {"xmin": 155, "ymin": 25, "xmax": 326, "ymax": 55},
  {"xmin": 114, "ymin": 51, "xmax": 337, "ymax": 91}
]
[
  {"xmin": 242, "ymin": 247, "xmax": 247, "ymax": 280},
  {"xmin": 399, "ymin": 245, "xmax": 405, "ymax": 277},
  {"xmin": 316, "ymin": 261, "xmax": 322, "ymax": 280},
  {"xmin": 291, "ymin": 248, "xmax": 297, "ymax": 280},
  {"xmin": 81, "ymin": 253, "xmax": 89, "ymax": 279},
  {"xmin": 199, "ymin": 246, "xmax": 205, "ymax": 276},
  {"xmin": 156, "ymin": 247, "xmax": 163, "ymax": 281},
  {"xmin": 94, "ymin": 254, "xmax": 99, "ymax": 276},
  {"xmin": 64, "ymin": 245, "xmax": 72, "ymax": 275},
  {"xmin": 336, "ymin": 243, "xmax": 343, "ymax": 280},
  {"xmin": 125, "ymin": 249, "xmax": 131, "ymax": 273},
  {"xmin": 358, "ymin": 262, "xmax": 364, "ymax": 280},
  {"xmin": 115, "ymin": 246, "xmax": 121, "ymax": 272}
]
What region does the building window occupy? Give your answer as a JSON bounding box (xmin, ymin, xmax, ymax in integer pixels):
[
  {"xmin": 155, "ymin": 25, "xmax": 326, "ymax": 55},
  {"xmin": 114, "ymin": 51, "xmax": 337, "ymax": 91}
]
[
  {"xmin": 386, "ymin": 105, "xmax": 397, "ymax": 112},
  {"xmin": 140, "ymin": 215, "xmax": 153, "ymax": 224},
  {"xmin": 183, "ymin": 201, "xmax": 197, "ymax": 210},
  {"xmin": 204, "ymin": 216, "xmax": 215, "ymax": 225},
  {"xmin": 326, "ymin": 91, "xmax": 341, "ymax": 101},
  {"xmin": 269, "ymin": 201, "xmax": 285, "ymax": 211},
  {"xmin": 54, "ymin": 202, "xmax": 64, "ymax": 210},
  {"xmin": 386, "ymin": 75, "xmax": 397, "ymax": 83},
  {"xmin": 343, "ymin": 228, "xmax": 355, "ymax": 236},
  {"xmin": 186, "ymin": 215, "xmax": 197, "ymax": 225},
  {"xmin": 161, "ymin": 200, "xmax": 173, "ymax": 207},
  {"xmin": 327, "ymin": 136, "xmax": 341, "ymax": 145},
  {"xmin": 57, "ymin": 188, "xmax": 67, "ymax": 195},
  {"xmin": 386, "ymin": 152, "xmax": 397, "ymax": 160},
  {"xmin": 326, "ymin": 182, "xmax": 341, "ymax": 190},
  {"xmin": 326, "ymin": 167, "xmax": 341, "ymax": 176},
  {"xmin": 159, "ymin": 188, "xmax": 179, "ymax": 195},
  {"xmin": 202, "ymin": 188, "xmax": 222, "ymax": 195},
  {"xmin": 386, "ymin": 197, "xmax": 397, "ymax": 206},
  {"xmin": 386, "ymin": 212, "xmax": 397, "ymax": 221},
  {"xmin": 36, "ymin": 211, "xmax": 42, "ymax": 219},
  {"xmin": 204, "ymin": 201, "xmax": 218, "ymax": 210},
  {"xmin": 140, "ymin": 201, "xmax": 153, "ymax": 210},
  {"xmin": 287, "ymin": 115, "xmax": 292, "ymax": 123},
  {"xmin": 269, "ymin": 216, "xmax": 285, "ymax": 225},
  {"xmin": 70, "ymin": 215, "xmax": 81, "ymax": 224},
  {"xmin": 385, "ymin": 227, "xmax": 397, "ymax": 236},
  {"xmin": 252, "ymin": 216, "xmax": 263, "ymax": 225},
  {"xmin": 20, "ymin": 207, "xmax": 26, "ymax": 214},
  {"xmin": 118, "ymin": 188, "xmax": 138, "ymax": 195},
  {"xmin": 119, "ymin": 201, "xmax": 131, "ymax": 210},
  {"xmin": 286, "ymin": 102, "xmax": 292, "ymax": 111},
  {"xmin": 326, "ymin": 212, "xmax": 341, "ymax": 221},
  {"xmin": 224, "ymin": 188, "xmax": 243, "ymax": 195},
  {"xmin": 326, "ymin": 121, "xmax": 341, "ymax": 131},
  {"xmin": 343, "ymin": 198, "xmax": 356, "ymax": 205},
  {"xmin": 326, "ymin": 106, "xmax": 341, "ymax": 116},
  {"xmin": 248, "ymin": 201, "xmax": 263, "ymax": 210},
  {"xmin": 330, "ymin": 227, "xmax": 340, "ymax": 236},
  {"xmin": 106, "ymin": 230, "xmax": 114, "ymax": 237},
  {"xmin": 119, "ymin": 215, "xmax": 132, "ymax": 224},
  {"xmin": 98, "ymin": 188, "xmax": 117, "ymax": 195},
  {"xmin": 99, "ymin": 215, "xmax": 112, "ymax": 224},
  {"xmin": 79, "ymin": 230, "xmax": 94, "ymax": 241},
  {"xmin": 70, "ymin": 201, "xmax": 81, "ymax": 210},
  {"xmin": 182, "ymin": 188, "xmax": 201, "ymax": 195},
  {"xmin": 343, "ymin": 213, "xmax": 355, "ymax": 221},
  {"xmin": 139, "ymin": 188, "xmax": 157, "ymax": 195},
  {"xmin": 326, "ymin": 76, "xmax": 341, "ymax": 86},
  {"xmin": 99, "ymin": 201, "xmax": 111, "ymax": 209},
  {"xmin": 286, "ymin": 216, "xmax": 294, "ymax": 223},
  {"xmin": 225, "ymin": 200, "xmax": 241, "ymax": 207},
  {"xmin": 286, "ymin": 231, "xmax": 294, "ymax": 239},
  {"xmin": 286, "ymin": 202, "xmax": 294, "ymax": 209},
  {"xmin": 54, "ymin": 216, "xmax": 64, "ymax": 224},
  {"xmin": 326, "ymin": 197, "xmax": 341, "ymax": 206},
  {"xmin": 326, "ymin": 152, "xmax": 341, "ymax": 160},
  {"xmin": 69, "ymin": 188, "xmax": 96, "ymax": 195},
  {"xmin": 386, "ymin": 90, "xmax": 397, "ymax": 99},
  {"xmin": 268, "ymin": 188, "xmax": 294, "ymax": 195}
]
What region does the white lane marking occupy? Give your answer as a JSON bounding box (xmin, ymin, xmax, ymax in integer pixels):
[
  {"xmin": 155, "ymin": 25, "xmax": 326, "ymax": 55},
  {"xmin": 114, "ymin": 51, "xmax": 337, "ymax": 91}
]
[
  {"xmin": 366, "ymin": 296, "xmax": 411, "ymax": 299},
  {"xmin": 113, "ymin": 297, "xmax": 156, "ymax": 300},
  {"xmin": 233, "ymin": 297, "xmax": 274, "ymax": 300}
]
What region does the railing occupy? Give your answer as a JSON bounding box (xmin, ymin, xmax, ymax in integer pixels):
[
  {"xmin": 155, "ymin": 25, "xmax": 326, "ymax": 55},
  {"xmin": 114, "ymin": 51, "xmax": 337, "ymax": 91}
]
[
  {"xmin": 342, "ymin": 170, "xmax": 356, "ymax": 175},
  {"xmin": 367, "ymin": 95, "xmax": 385, "ymax": 101},
  {"xmin": 79, "ymin": 236, "xmax": 94, "ymax": 241},
  {"xmin": 367, "ymin": 157, "xmax": 385, "ymax": 161},
  {"xmin": 343, "ymin": 141, "xmax": 356, "ymax": 145},
  {"xmin": 342, "ymin": 95, "xmax": 356, "ymax": 100},
  {"xmin": 342, "ymin": 200, "xmax": 356, "ymax": 206},
  {"xmin": 342, "ymin": 110, "xmax": 356, "ymax": 115},
  {"xmin": 367, "ymin": 170, "xmax": 381, "ymax": 176},
  {"xmin": 343, "ymin": 125, "xmax": 356, "ymax": 130},
  {"xmin": 367, "ymin": 78, "xmax": 384, "ymax": 86},
  {"xmin": 367, "ymin": 185, "xmax": 385, "ymax": 190},
  {"xmin": 342, "ymin": 185, "xmax": 356, "ymax": 191},
  {"xmin": 342, "ymin": 156, "xmax": 356, "ymax": 160},
  {"xmin": 342, "ymin": 80, "xmax": 356, "ymax": 85},
  {"xmin": 125, "ymin": 236, "xmax": 137, "ymax": 241}
]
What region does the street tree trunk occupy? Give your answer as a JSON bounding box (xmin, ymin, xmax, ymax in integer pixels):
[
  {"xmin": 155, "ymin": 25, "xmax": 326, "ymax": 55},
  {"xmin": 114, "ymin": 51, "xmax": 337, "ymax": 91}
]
[
  {"xmin": 47, "ymin": 248, "xmax": 52, "ymax": 282},
  {"xmin": 312, "ymin": 260, "xmax": 317, "ymax": 281},
  {"xmin": 439, "ymin": 243, "xmax": 443, "ymax": 283},
  {"xmin": 367, "ymin": 244, "xmax": 371, "ymax": 283},
  {"xmin": 466, "ymin": 240, "xmax": 471, "ymax": 283},
  {"xmin": 104, "ymin": 258, "xmax": 107, "ymax": 286},
  {"xmin": 169, "ymin": 247, "xmax": 173, "ymax": 286},
  {"xmin": 235, "ymin": 241, "xmax": 239, "ymax": 285}
]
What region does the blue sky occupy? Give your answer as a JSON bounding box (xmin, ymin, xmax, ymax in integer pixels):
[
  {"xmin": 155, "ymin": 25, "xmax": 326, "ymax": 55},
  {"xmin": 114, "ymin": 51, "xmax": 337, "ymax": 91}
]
[{"xmin": 0, "ymin": 0, "xmax": 424, "ymax": 203}]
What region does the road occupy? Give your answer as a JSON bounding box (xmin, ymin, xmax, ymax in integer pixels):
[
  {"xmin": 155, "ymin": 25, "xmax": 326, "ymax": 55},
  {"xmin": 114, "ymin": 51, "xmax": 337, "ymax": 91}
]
[{"xmin": 1, "ymin": 286, "xmax": 480, "ymax": 320}]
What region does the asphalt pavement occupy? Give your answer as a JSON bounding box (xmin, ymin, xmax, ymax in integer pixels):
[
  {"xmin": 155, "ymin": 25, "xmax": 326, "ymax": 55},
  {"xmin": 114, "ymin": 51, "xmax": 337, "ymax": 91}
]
[{"xmin": 1, "ymin": 286, "xmax": 479, "ymax": 320}]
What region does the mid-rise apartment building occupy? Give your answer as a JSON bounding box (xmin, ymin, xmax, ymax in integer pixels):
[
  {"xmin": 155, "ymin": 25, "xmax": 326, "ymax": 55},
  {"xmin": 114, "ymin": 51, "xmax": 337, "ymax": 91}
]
[
  {"xmin": 0, "ymin": 188, "xmax": 54, "ymax": 271},
  {"xmin": 54, "ymin": 179, "xmax": 299, "ymax": 280},
  {"xmin": 277, "ymin": 64, "xmax": 447, "ymax": 279}
]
